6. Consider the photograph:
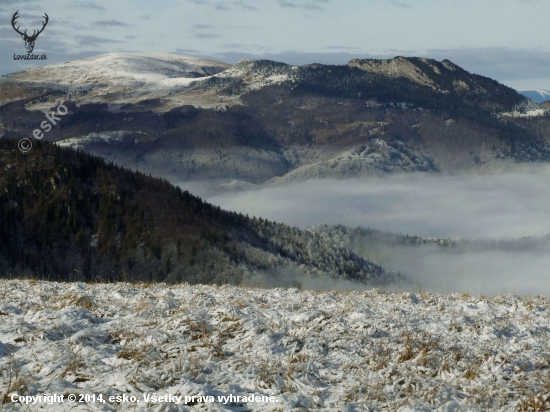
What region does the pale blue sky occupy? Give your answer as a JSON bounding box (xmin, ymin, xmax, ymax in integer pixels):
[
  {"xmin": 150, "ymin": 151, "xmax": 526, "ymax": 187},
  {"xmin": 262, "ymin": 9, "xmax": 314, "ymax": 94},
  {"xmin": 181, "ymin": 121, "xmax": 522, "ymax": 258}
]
[{"xmin": 1, "ymin": 0, "xmax": 550, "ymax": 89}]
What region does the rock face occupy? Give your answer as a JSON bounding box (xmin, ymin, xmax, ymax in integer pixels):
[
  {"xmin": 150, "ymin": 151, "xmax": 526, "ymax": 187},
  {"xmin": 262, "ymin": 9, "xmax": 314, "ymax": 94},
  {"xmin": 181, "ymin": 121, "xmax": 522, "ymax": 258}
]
[{"xmin": 348, "ymin": 56, "xmax": 441, "ymax": 89}]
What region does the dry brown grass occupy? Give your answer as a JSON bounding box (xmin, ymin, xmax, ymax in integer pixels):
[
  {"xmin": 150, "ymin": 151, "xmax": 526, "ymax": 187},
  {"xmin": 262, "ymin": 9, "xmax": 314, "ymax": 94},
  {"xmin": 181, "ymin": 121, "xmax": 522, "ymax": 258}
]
[
  {"xmin": 220, "ymin": 316, "xmax": 240, "ymax": 322},
  {"xmin": 518, "ymin": 393, "xmax": 549, "ymax": 411},
  {"xmin": 115, "ymin": 331, "xmax": 153, "ymax": 361},
  {"xmin": 439, "ymin": 361, "xmax": 451, "ymax": 373},
  {"xmin": 448, "ymin": 321, "xmax": 463, "ymax": 332},
  {"xmin": 281, "ymin": 364, "xmax": 296, "ymax": 394},
  {"xmin": 463, "ymin": 359, "xmax": 483, "ymax": 380},
  {"xmin": 187, "ymin": 355, "xmax": 205, "ymax": 379},
  {"xmin": 289, "ymin": 353, "xmax": 308, "ymax": 364},
  {"xmin": 55, "ymin": 293, "xmax": 96, "ymax": 310},
  {"xmin": 256, "ymin": 360, "xmax": 280, "ymax": 388},
  {"xmin": 133, "ymin": 299, "xmax": 151, "ymax": 312},
  {"xmin": 3, "ymin": 280, "xmax": 550, "ymax": 410},
  {"xmin": 211, "ymin": 342, "xmax": 226, "ymax": 359},
  {"xmin": 1, "ymin": 346, "xmax": 28, "ymax": 404},
  {"xmin": 417, "ymin": 348, "xmax": 429, "ymax": 367},
  {"xmin": 190, "ymin": 320, "xmax": 210, "ymax": 341},
  {"xmin": 518, "ymin": 371, "xmax": 550, "ymax": 412},
  {"xmin": 59, "ymin": 358, "xmax": 85, "ymax": 378},
  {"xmin": 372, "ymin": 346, "xmax": 391, "ymax": 371},
  {"xmin": 1, "ymin": 376, "xmax": 27, "ymax": 404},
  {"xmin": 452, "ymin": 347, "xmax": 463, "ymax": 362},
  {"xmin": 524, "ymin": 299, "xmax": 536, "ymax": 311},
  {"xmin": 117, "ymin": 346, "xmax": 146, "ymax": 361},
  {"xmin": 218, "ymin": 323, "xmax": 240, "ymax": 340},
  {"xmin": 398, "ymin": 335, "xmax": 415, "ymax": 363}
]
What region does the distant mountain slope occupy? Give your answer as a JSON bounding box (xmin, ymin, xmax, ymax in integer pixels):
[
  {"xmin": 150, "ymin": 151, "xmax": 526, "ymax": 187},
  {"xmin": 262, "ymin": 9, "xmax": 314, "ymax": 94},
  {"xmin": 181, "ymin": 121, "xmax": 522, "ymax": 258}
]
[
  {"xmin": 209, "ymin": 56, "xmax": 532, "ymax": 114},
  {"xmin": 0, "ymin": 100, "xmax": 291, "ymax": 183},
  {"xmin": 0, "ymin": 138, "xmax": 398, "ymax": 286},
  {"xmin": 2, "ymin": 53, "xmax": 550, "ymax": 185},
  {"xmin": 517, "ymin": 89, "xmax": 550, "ymax": 103},
  {"xmin": 0, "ymin": 52, "xmax": 232, "ymax": 110},
  {"xmin": 348, "ymin": 56, "xmax": 525, "ymax": 112}
]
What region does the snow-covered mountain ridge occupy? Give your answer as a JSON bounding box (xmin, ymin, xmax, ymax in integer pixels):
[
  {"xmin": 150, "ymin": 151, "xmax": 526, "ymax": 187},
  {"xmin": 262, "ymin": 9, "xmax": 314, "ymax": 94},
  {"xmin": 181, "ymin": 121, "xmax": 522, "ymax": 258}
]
[
  {"xmin": 517, "ymin": 89, "xmax": 550, "ymax": 103},
  {"xmin": 1, "ymin": 279, "xmax": 549, "ymax": 411},
  {"xmin": 1, "ymin": 52, "xmax": 231, "ymax": 110},
  {"xmin": 3, "ymin": 52, "xmax": 550, "ymax": 185},
  {"xmin": 206, "ymin": 59, "xmax": 298, "ymax": 91},
  {"xmin": 5, "ymin": 53, "xmax": 545, "ymax": 116}
]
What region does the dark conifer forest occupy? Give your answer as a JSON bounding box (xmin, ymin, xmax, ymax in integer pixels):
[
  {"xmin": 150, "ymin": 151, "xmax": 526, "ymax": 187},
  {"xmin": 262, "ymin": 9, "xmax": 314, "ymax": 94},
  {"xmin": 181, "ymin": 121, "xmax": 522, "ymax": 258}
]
[{"xmin": 0, "ymin": 138, "xmax": 394, "ymax": 285}]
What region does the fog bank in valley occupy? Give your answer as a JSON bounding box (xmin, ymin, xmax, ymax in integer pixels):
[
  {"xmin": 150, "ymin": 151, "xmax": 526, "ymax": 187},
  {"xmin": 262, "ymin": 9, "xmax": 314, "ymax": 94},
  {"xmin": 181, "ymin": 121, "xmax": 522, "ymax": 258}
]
[
  {"xmin": 201, "ymin": 172, "xmax": 550, "ymax": 295},
  {"xmin": 206, "ymin": 172, "xmax": 550, "ymax": 240},
  {"xmin": 374, "ymin": 242, "xmax": 550, "ymax": 296}
]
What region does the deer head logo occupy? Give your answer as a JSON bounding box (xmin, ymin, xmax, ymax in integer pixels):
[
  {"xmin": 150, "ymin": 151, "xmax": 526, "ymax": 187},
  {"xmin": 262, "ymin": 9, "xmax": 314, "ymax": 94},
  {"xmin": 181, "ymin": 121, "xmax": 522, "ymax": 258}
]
[{"xmin": 11, "ymin": 11, "xmax": 49, "ymax": 54}]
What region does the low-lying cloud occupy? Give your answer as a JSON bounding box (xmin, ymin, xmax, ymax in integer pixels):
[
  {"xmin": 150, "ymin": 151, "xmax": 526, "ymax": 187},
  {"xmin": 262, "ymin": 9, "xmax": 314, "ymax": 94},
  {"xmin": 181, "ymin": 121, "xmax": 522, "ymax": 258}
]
[
  {"xmin": 207, "ymin": 171, "xmax": 550, "ymax": 240},
  {"xmin": 201, "ymin": 171, "xmax": 550, "ymax": 295},
  {"xmin": 385, "ymin": 242, "xmax": 550, "ymax": 296}
]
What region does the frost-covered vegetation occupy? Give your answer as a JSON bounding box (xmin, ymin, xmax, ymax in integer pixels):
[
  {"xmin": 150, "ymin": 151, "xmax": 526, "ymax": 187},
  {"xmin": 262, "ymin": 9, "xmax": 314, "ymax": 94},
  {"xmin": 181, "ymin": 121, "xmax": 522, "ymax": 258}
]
[{"xmin": 1, "ymin": 280, "xmax": 549, "ymax": 411}]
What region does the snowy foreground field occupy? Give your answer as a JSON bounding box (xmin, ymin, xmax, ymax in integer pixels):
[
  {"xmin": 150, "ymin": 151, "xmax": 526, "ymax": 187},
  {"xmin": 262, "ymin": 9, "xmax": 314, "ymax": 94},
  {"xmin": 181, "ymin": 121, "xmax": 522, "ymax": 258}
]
[{"xmin": 1, "ymin": 280, "xmax": 550, "ymax": 411}]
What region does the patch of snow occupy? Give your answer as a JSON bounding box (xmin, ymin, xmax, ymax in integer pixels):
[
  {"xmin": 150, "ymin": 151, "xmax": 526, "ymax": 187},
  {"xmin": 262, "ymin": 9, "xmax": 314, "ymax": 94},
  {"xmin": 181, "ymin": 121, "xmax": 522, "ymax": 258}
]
[
  {"xmin": 370, "ymin": 138, "xmax": 388, "ymax": 146},
  {"xmin": 5, "ymin": 52, "xmax": 231, "ymax": 109},
  {"xmin": 502, "ymin": 108, "xmax": 547, "ymax": 118},
  {"xmin": 210, "ymin": 60, "xmax": 297, "ymax": 92},
  {"xmin": 501, "ymin": 97, "xmax": 549, "ymax": 118},
  {"xmin": 55, "ymin": 131, "xmax": 131, "ymax": 149},
  {"xmin": 217, "ymin": 180, "xmax": 258, "ymax": 192}
]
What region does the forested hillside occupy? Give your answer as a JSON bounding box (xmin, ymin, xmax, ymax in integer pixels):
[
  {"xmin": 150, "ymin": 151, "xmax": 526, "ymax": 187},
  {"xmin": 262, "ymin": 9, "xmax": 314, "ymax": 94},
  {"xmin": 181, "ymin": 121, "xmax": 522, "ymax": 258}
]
[{"xmin": 0, "ymin": 138, "xmax": 397, "ymax": 286}]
